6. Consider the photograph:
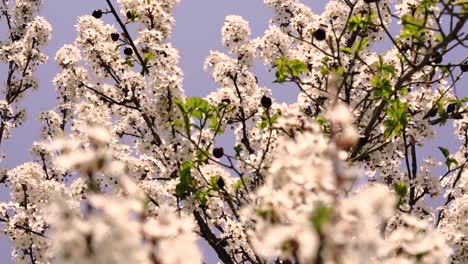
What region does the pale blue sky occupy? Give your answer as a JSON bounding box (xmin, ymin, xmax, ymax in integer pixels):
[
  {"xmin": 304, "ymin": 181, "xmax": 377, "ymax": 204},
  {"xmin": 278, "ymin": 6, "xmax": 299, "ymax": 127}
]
[{"xmin": 0, "ymin": 0, "xmax": 464, "ymax": 262}]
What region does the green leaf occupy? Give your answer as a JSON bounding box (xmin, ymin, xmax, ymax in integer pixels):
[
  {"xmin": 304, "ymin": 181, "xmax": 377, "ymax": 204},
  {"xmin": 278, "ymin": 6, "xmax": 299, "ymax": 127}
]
[
  {"xmin": 258, "ymin": 118, "xmax": 268, "ymax": 129},
  {"xmin": 180, "ymin": 161, "xmax": 193, "ymax": 184},
  {"xmin": 316, "ymin": 116, "xmax": 326, "ymax": 125},
  {"xmin": 374, "ymin": 56, "xmax": 395, "ymax": 79},
  {"xmin": 123, "ymin": 56, "xmax": 134, "ymax": 67},
  {"xmin": 434, "ymin": 34, "xmax": 443, "ymax": 43},
  {"xmin": 348, "ymin": 13, "xmax": 363, "ymax": 31},
  {"xmin": 354, "ymin": 38, "xmax": 369, "ymax": 53},
  {"xmin": 446, "ymin": 158, "xmax": 459, "ymax": 169},
  {"xmin": 233, "ymin": 178, "xmax": 246, "ymax": 192},
  {"xmin": 383, "ymin": 119, "xmax": 397, "ymax": 138},
  {"xmin": 289, "ymin": 59, "xmax": 309, "ymax": 77},
  {"xmin": 170, "ymin": 119, "xmax": 184, "ymax": 127},
  {"xmin": 142, "ymin": 197, "xmax": 151, "ymax": 210},
  {"xmin": 174, "ymin": 99, "xmax": 188, "ymax": 114},
  {"xmin": 175, "ymin": 182, "xmax": 189, "ymax": 198},
  {"xmin": 209, "ymin": 117, "xmax": 223, "ymax": 133},
  {"xmin": 439, "ymin": 146, "xmax": 459, "ymax": 169},
  {"xmin": 393, "ymin": 182, "xmax": 408, "ymax": 206},
  {"xmin": 399, "ymin": 87, "xmax": 409, "ymax": 96},
  {"xmin": 192, "ymin": 110, "xmax": 203, "ymax": 120},
  {"xmin": 341, "ymin": 47, "xmax": 353, "ymax": 55},
  {"xmin": 438, "ymin": 147, "xmax": 450, "ymax": 159},
  {"xmin": 345, "ymin": 38, "xmax": 369, "ymax": 57},
  {"xmin": 195, "ymin": 149, "xmax": 209, "ymax": 164},
  {"xmin": 174, "ymin": 99, "xmax": 191, "ymax": 136},
  {"xmin": 394, "ymin": 182, "xmax": 408, "ymax": 197},
  {"xmin": 382, "ymin": 64, "xmax": 395, "ymax": 76},
  {"xmin": 274, "ymin": 71, "xmax": 286, "ymax": 83},
  {"xmin": 174, "ymin": 97, "xmax": 217, "ymax": 135},
  {"xmin": 371, "ymin": 76, "xmax": 393, "ymax": 99},
  {"xmin": 144, "ymin": 52, "xmax": 154, "ymax": 62},
  {"xmin": 310, "ymin": 203, "xmax": 333, "ymax": 233},
  {"xmin": 255, "ymin": 208, "xmax": 276, "ymax": 221},
  {"xmin": 274, "ymin": 56, "xmax": 308, "ymax": 83},
  {"xmin": 348, "ymin": 12, "xmax": 378, "ymax": 32},
  {"xmin": 400, "ymin": 15, "xmax": 425, "ymax": 39},
  {"xmin": 234, "ymin": 144, "xmax": 242, "ymax": 156},
  {"xmin": 274, "ymin": 56, "xmax": 289, "ymax": 83},
  {"xmin": 209, "ymin": 175, "xmax": 225, "ymax": 190},
  {"xmin": 335, "ymin": 66, "xmax": 345, "ymax": 76},
  {"xmin": 126, "ymin": 10, "xmax": 140, "ymax": 21},
  {"xmin": 186, "ymin": 97, "xmax": 212, "ymax": 114},
  {"xmin": 176, "ymin": 161, "xmax": 195, "ymax": 199},
  {"xmin": 258, "ymin": 111, "xmax": 281, "ymax": 130},
  {"xmin": 195, "ymin": 188, "xmax": 210, "ymax": 205},
  {"xmin": 320, "ymin": 66, "xmax": 330, "ymax": 75},
  {"xmin": 383, "ymin": 99, "xmax": 409, "ymax": 138}
]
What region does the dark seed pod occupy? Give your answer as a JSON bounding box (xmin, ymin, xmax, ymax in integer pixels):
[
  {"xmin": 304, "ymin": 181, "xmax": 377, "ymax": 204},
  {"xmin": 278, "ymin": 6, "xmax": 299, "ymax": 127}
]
[
  {"xmin": 447, "ymin": 103, "xmax": 456, "ymax": 113},
  {"xmin": 401, "ymin": 43, "xmax": 410, "ymax": 52},
  {"xmin": 110, "ymin": 33, "xmax": 120, "ymax": 42},
  {"xmin": 217, "ymin": 177, "xmax": 225, "ymax": 189},
  {"xmin": 431, "ymin": 52, "xmax": 443, "ymax": 64},
  {"xmin": 221, "ymin": 98, "xmax": 231, "ymax": 105},
  {"xmin": 92, "ymin": 9, "xmax": 103, "ymax": 19},
  {"xmin": 461, "ymin": 61, "xmax": 468, "ymax": 72},
  {"xmin": 218, "ymin": 240, "xmax": 229, "ymax": 247},
  {"xmin": 212, "ymin": 147, "xmax": 224, "ymax": 158},
  {"xmin": 261, "ymin": 95, "xmax": 272, "ymax": 109},
  {"xmin": 124, "ymin": 47, "xmax": 133, "ymax": 56},
  {"xmin": 428, "ymin": 107, "xmax": 438, "ymax": 117},
  {"xmin": 313, "ymin": 28, "xmax": 326, "ymax": 41}
]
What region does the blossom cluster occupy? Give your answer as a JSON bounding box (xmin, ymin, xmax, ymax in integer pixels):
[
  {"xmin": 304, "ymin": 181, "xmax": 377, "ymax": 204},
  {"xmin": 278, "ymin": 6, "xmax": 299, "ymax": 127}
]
[
  {"xmin": 0, "ymin": 0, "xmax": 51, "ymax": 160},
  {"xmin": 0, "ymin": 0, "xmax": 467, "ymax": 263}
]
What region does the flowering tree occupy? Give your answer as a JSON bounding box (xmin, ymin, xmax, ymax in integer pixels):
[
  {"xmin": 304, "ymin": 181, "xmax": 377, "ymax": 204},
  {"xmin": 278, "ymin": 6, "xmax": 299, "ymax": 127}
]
[{"xmin": 0, "ymin": 0, "xmax": 467, "ymax": 263}]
